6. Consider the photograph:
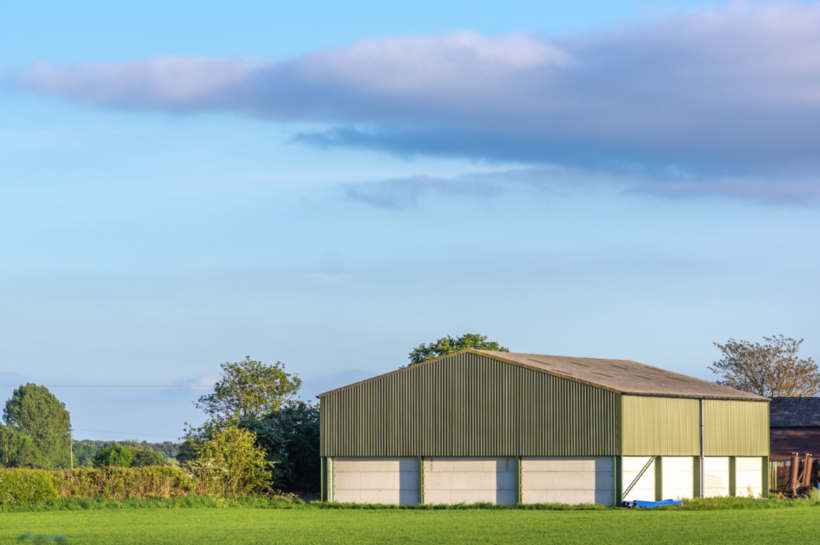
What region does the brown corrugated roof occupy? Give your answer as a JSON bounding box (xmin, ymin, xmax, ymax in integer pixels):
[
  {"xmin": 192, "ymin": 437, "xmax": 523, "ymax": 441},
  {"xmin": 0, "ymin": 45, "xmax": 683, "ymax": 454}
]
[{"xmin": 476, "ymin": 350, "xmax": 767, "ymax": 401}]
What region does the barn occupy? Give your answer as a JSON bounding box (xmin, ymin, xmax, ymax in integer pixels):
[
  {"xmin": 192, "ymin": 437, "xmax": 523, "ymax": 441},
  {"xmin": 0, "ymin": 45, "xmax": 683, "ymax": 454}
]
[
  {"xmin": 769, "ymin": 397, "xmax": 820, "ymax": 461},
  {"xmin": 318, "ymin": 350, "xmax": 769, "ymax": 505}
]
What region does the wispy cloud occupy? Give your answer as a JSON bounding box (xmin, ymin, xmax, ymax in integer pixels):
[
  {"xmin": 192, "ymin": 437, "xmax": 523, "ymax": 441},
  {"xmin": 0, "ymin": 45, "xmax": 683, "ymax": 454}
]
[
  {"xmin": 10, "ymin": 4, "xmax": 820, "ymax": 199},
  {"xmin": 343, "ymin": 166, "xmax": 820, "ymax": 209}
]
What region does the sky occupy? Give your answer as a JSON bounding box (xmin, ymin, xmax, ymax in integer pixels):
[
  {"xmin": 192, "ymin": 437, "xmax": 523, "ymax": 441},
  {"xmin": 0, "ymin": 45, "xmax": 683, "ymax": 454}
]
[{"xmin": 1, "ymin": 1, "xmax": 819, "ymax": 441}]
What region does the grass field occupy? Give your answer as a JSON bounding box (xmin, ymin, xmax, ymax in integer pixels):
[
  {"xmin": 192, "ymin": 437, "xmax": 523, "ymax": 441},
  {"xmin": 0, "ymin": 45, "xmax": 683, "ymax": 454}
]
[{"xmin": 2, "ymin": 505, "xmax": 820, "ymax": 545}]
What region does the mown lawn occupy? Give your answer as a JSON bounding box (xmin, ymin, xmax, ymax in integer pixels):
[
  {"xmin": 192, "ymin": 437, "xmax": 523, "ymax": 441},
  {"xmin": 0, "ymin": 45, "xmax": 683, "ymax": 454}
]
[{"xmin": 2, "ymin": 505, "xmax": 819, "ymax": 545}]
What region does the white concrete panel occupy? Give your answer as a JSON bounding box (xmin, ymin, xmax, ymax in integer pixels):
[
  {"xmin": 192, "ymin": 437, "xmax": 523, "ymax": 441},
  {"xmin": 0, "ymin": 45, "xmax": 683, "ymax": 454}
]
[
  {"xmin": 735, "ymin": 457, "xmax": 762, "ymax": 498},
  {"xmin": 662, "ymin": 457, "xmax": 694, "ymax": 500},
  {"xmin": 703, "ymin": 457, "xmax": 730, "ymax": 497},
  {"xmin": 622, "ymin": 456, "xmax": 655, "ymax": 502},
  {"xmin": 522, "ymin": 457, "xmax": 614, "ymax": 505},
  {"xmin": 332, "ymin": 458, "xmax": 418, "ymax": 504},
  {"xmin": 424, "ymin": 457, "xmax": 516, "ymax": 505}
]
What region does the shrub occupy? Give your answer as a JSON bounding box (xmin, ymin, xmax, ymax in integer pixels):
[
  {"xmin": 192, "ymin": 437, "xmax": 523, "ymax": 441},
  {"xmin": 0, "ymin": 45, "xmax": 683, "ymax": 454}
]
[
  {"xmin": 131, "ymin": 448, "xmax": 165, "ymax": 467},
  {"xmin": 54, "ymin": 466, "xmax": 195, "ymax": 499},
  {"xmin": 0, "ymin": 469, "xmax": 59, "ymax": 505},
  {"xmin": 242, "ymin": 401, "xmax": 319, "ymax": 493},
  {"xmin": 188, "ymin": 427, "xmax": 271, "ymax": 497}
]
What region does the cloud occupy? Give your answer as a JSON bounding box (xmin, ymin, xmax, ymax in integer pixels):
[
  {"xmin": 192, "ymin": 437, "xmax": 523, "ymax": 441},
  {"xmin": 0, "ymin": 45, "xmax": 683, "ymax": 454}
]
[
  {"xmin": 10, "ymin": 4, "xmax": 820, "ymax": 197},
  {"xmin": 343, "ymin": 166, "xmax": 820, "ymax": 209}
]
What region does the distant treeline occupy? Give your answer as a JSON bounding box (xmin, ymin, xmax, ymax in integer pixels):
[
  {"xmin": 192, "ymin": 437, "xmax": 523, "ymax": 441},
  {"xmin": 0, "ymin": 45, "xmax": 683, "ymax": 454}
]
[{"xmin": 72, "ymin": 440, "xmax": 180, "ymax": 467}]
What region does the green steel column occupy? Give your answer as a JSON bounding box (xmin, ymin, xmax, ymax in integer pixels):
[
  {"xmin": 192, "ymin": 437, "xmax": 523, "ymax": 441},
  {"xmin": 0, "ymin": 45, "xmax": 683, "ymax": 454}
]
[
  {"xmin": 654, "ymin": 457, "xmax": 663, "ymax": 501},
  {"xmin": 728, "ymin": 457, "xmax": 736, "ymax": 497},
  {"xmin": 614, "ymin": 456, "xmax": 623, "ymax": 505},
  {"xmin": 762, "ymin": 456, "xmax": 769, "ymax": 498},
  {"xmin": 320, "ymin": 457, "xmax": 326, "ymax": 501},
  {"xmin": 693, "ymin": 457, "xmax": 701, "ymax": 498},
  {"xmin": 418, "ymin": 457, "xmax": 424, "ymax": 505},
  {"xmin": 517, "ymin": 456, "xmax": 522, "ymax": 505}
]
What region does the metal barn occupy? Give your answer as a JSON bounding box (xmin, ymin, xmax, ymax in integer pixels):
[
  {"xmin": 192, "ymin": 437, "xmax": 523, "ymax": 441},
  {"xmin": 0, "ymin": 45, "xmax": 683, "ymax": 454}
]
[{"xmin": 318, "ymin": 350, "xmax": 769, "ymax": 505}]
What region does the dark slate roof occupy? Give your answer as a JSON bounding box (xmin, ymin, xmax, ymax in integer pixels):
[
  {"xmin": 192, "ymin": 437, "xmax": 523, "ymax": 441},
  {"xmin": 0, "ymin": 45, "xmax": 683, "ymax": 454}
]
[{"xmin": 770, "ymin": 397, "xmax": 820, "ymax": 427}]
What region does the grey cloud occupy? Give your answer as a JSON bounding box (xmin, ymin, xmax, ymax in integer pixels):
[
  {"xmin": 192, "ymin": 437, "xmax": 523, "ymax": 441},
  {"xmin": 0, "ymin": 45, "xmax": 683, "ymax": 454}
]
[
  {"xmin": 343, "ymin": 166, "xmax": 820, "ymax": 209},
  {"xmin": 11, "ymin": 5, "xmax": 820, "ymax": 196}
]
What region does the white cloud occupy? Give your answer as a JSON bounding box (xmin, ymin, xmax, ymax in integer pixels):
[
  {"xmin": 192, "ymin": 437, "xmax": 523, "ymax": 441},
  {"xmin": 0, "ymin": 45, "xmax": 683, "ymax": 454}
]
[{"xmin": 11, "ymin": 4, "xmax": 820, "ymax": 198}]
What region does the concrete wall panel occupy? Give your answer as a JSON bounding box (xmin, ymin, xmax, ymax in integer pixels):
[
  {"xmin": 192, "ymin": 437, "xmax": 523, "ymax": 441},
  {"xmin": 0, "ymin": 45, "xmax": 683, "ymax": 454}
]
[
  {"xmin": 661, "ymin": 457, "xmax": 694, "ymax": 499},
  {"xmin": 735, "ymin": 457, "xmax": 762, "ymax": 497},
  {"xmin": 424, "ymin": 457, "xmax": 516, "ymax": 505},
  {"xmin": 332, "ymin": 458, "xmax": 418, "ymax": 504},
  {"xmin": 622, "ymin": 456, "xmax": 655, "ymax": 502},
  {"xmin": 703, "ymin": 457, "xmax": 730, "ymax": 497},
  {"xmin": 522, "ymin": 457, "xmax": 614, "ymax": 505}
]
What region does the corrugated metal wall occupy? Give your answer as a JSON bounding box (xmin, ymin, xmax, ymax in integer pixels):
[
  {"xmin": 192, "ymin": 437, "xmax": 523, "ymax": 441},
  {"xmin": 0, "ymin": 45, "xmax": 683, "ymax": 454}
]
[
  {"xmin": 621, "ymin": 396, "xmax": 700, "ymax": 455},
  {"xmin": 320, "ymin": 352, "xmax": 620, "ymax": 457},
  {"xmin": 703, "ymin": 400, "xmax": 769, "ymax": 456}
]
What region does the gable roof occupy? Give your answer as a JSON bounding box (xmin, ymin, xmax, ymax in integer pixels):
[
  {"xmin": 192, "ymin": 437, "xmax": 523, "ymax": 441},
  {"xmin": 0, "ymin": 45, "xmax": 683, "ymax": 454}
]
[
  {"xmin": 770, "ymin": 397, "xmax": 820, "ymax": 427},
  {"xmin": 318, "ymin": 349, "xmax": 767, "ymax": 401},
  {"xmin": 477, "ymin": 351, "xmax": 766, "ymax": 401}
]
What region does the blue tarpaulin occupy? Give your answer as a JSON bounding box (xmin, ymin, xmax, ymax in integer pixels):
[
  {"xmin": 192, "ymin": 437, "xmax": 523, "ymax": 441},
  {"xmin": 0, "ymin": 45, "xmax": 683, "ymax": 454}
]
[{"xmin": 627, "ymin": 499, "xmax": 683, "ymax": 509}]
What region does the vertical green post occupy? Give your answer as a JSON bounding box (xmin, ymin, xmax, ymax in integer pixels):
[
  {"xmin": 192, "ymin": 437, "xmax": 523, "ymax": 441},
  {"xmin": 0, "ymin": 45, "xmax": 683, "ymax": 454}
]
[
  {"xmin": 327, "ymin": 456, "xmax": 336, "ymax": 502},
  {"xmin": 693, "ymin": 457, "xmax": 701, "ymax": 498},
  {"xmin": 654, "ymin": 457, "xmax": 663, "ymax": 501},
  {"xmin": 320, "ymin": 457, "xmax": 326, "ymax": 501},
  {"xmin": 517, "ymin": 456, "xmax": 522, "ymax": 505},
  {"xmin": 762, "ymin": 456, "xmax": 769, "ymax": 498},
  {"xmin": 614, "ymin": 456, "xmax": 623, "ymax": 506},
  {"xmin": 418, "ymin": 457, "xmax": 424, "ymax": 505},
  {"xmin": 728, "ymin": 457, "xmax": 736, "ymax": 497}
]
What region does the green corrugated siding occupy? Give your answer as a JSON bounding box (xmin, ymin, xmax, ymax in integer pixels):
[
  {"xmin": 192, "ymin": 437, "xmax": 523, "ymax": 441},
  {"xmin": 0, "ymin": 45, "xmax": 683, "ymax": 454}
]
[
  {"xmin": 621, "ymin": 396, "xmax": 700, "ymax": 455},
  {"xmin": 703, "ymin": 400, "xmax": 769, "ymax": 456},
  {"xmin": 320, "ymin": 352, "xmax": 620, "ymax": 457}
]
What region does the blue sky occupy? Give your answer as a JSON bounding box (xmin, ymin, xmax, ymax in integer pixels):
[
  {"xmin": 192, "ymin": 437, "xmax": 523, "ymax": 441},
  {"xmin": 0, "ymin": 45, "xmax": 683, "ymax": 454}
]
[{"xmin": 1, "ymin": 1, "xmax": 819, "ymax": 441}]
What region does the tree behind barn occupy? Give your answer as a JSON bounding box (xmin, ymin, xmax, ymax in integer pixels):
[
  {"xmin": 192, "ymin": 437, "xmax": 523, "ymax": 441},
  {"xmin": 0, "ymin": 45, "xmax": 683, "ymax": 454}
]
[
  {"xmin": 408, "ymin": 333, "xmax": 509, "ymax": 365},
  {"xmin": 710, "ymin": 335, "xmax": 820, "ymax": 397},
  {"xmin": 196, "ymin": 356, "xmax": 302, "ymax": 428}
]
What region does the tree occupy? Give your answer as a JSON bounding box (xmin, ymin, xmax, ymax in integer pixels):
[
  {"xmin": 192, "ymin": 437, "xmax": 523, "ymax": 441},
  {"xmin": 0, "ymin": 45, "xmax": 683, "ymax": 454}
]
[
  {"xmin": 131, "ymin": 448, "xmax": 165, "ymax": 467},
  {"xmin": 710, "ymin": 335, "xmax": 820, "ymax": 397},
  {"xmin": 93, "ymin": 444, "xmax": 134, "ymax": 467},
  {"xmin": 189, "ymin": 426, "xmax": 271, "ymax": 496},
  {"xmin": 3, "ymin": 384, "xmax": 71, "ymax": 468},
  {"xmin": 408, "ymin": 333, "xmax": 509, "ymax": 365},
  {"xmin": 0, "ymin": 424, "xmax": 45, "ymax": 468},
  {"xmin": 242, "ymin": 401, "xmax": 320, "ymax": 493},
  {"xmin": 196, "ymin": 357, "xmax": 302, "ymax": 428}
]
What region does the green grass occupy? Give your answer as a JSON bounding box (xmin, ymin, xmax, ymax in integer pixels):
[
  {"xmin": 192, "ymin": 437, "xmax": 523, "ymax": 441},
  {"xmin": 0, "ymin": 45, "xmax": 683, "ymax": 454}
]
[{"xmin": 2, "ymin": 505, "xmax": 820, "ymax": 545}]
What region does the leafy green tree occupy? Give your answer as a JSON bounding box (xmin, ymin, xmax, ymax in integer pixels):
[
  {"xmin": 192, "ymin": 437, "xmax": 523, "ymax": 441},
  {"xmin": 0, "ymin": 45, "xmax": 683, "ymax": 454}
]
[
  {"xmin": 3, "ymin": 384, "xmax": 71, "ymax": 468},
  {"xmin": 131, "ymin": 448, "xmax": 165, "ymax": 467},
  {"xmin": 176, "ymin": 437, "xmax": 200, "ymax": 465},
  {"xmin": 710, "ymin": 335, "xmax": 820, "ymax": 397},
  {"xmin": 408, "ymin": 333, "xmax": 509, "ymax": 365},
  {"xmin": 72, "ymin": 442, "xmax": 100, "ymax": 467},
  {"xmin": 0, "ymin": 424, "xmax": 45, "ymax": 467},
  {"xmin": 196, "ymin": 357, "xmax": 301, "ymax": 428},
  {"xmin": 242, "ymin": 401, "xmax": 319, "ymax": 493},
  {"xmin": 189, "ymin": 426, "xmax": 271, "ymax": 496},
  {"xmin": 93, "ymin": 444, "xmax": 134, "ymax": 467}
]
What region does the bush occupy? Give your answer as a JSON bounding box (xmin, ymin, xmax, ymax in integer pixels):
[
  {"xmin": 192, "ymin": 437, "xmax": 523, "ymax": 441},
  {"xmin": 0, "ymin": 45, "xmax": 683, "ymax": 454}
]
[
  {"xmin": 131, "ymin": 448, "xmax": 165, "ymax": 467},
  {"xmin": 242, "ymin": 401, "xmax": 319, "ymax": 493},
  {"xmin": 0, "ymin": 469, "xmax": 59, "ymax": 505},
  {"xmin": 188, "ymin": 427, "xmax": 271, "ymax": 497},
  {"xmin": 54, "ymin": 466, "xmax": 195, "ymax": 499}
]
